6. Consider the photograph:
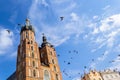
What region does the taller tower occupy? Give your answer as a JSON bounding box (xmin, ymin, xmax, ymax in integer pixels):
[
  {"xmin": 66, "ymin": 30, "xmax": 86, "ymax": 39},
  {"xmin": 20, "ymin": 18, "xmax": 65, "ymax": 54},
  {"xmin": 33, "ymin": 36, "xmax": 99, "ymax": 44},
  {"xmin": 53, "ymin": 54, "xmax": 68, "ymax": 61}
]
[{"xmin": 15, "ymin": 19, "xmax": 62, "ymax": 80}]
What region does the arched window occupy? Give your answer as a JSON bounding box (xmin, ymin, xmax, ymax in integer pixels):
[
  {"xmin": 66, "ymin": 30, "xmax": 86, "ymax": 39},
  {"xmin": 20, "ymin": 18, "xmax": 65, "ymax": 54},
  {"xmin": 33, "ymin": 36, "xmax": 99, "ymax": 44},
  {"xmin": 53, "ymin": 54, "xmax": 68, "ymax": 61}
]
[
  {"xmin": 56, "ymin": 74, "xmax": 59, "ymax": 80},
  {"xmin": 31, "ymin": 41, "xmax": 33, "ymax": 44},
  {"xmin": 26, "ymin": 32, "xmax": 28, "ymax": 39},
  {"xmin": 33, "ymin": 61, "xmax": 35, "ymax": 67},
  {"xmin": 44, "ymin": 70, "xmax": 50, "ymax": 80},
  {"xmin": 31, "ymin": 46, "xmax": 33, "ymax": 50},
  {"xmin": 32, "ymin": 52, "xmax": 34, "ymax": 58},
  {"xmin": 54, "ymin": 66, "xmax": 57, "ymax": 72},
  {"xmin": 52, "ymin": 59, "xmax": 55, "ymax": 64},
  {"xmin": 33, "ymin": 70, "xmax": 36, "ymax": 77},
  {"xmin": 50, "ymin": 51, "xmax": 52, "ymax": 55}
]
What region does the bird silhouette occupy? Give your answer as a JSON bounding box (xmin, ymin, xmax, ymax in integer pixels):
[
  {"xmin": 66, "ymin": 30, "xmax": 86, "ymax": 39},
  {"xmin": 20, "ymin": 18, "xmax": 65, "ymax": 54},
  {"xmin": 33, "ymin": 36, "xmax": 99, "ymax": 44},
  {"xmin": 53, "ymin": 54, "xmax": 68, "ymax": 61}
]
[
  {"xmin": 18, "ymin": 24, "xmax": 21, "ymax": 26},
  {"xmin": 67, "ymin": 62, "xmax": 71, "ymax": 65},
  {"xmin": 6, "ymin": 30, "xmax": 10, "ymax": 34},
  {"xmin": 57, "ymin": 54, "xmax": 60, "ymax": 57},
  {"xmin": 60, "ymin": 17, "xmax": 64, "ymax": 21}
]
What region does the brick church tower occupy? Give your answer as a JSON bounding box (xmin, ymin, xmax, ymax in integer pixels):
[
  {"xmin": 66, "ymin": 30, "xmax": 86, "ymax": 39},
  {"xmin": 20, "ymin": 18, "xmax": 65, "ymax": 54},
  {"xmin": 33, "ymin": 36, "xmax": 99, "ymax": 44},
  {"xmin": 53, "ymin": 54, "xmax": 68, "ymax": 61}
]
[{"xmin": 7, "ymin": 19, "xmax": 62, "ymax": 80}]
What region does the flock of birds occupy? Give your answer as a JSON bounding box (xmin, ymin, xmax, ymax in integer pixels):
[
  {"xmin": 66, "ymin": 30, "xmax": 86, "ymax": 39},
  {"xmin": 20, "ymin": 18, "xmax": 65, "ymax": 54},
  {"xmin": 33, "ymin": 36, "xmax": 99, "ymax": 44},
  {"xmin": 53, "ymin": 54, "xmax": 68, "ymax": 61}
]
[
  {"xmin": 4, "ymin": 16, "xmax": 120, "ymax": 79},
  {"xmin": 57, "ymin": 50, "xmax": 81, "ymax": 79},
  {"xmin": 5, "ymin": 16, "xmax": 64, "ymax": 34},
  {"xmin": 56, "ymin": 49, "xmax": 120, "ymax": 79}
]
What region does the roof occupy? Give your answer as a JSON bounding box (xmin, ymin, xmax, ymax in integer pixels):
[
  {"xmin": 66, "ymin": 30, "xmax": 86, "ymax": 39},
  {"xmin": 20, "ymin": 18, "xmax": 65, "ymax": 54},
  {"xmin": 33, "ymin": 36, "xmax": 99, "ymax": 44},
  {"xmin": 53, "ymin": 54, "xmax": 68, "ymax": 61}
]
[
  {"xmin": 20, "ymin": 18, "xmax": 35, "ymax": 34},
  {"xmin": 20, "ymin": 25, "xmax": 35, "ymax": 34}
]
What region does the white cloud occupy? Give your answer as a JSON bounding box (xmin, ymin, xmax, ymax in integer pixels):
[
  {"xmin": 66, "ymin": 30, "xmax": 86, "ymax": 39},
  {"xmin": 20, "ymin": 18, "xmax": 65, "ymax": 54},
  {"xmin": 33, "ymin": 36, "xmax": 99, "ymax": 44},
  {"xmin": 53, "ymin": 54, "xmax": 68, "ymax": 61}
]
[
  {"xmin": 89, "ymin": 14, "xmax": 120, "ymax": 69},
  {"xmin": 102, "ymin": 5, "xmax": 111, "ymax": 10},
  {"xmin": 90, "ymin": 51, "xmax": 109, "ymax": 69},
  {"xmin": 10, "ymin": 51, "xmax": 17, "ymax": 58},
  {"xmin": 28, "ymin": 0, "xmax": 88, "ymax": 46},
  {"xmin": 97, "ymin": 51, "xmax": 109, "ymax": 61},
  {"xmin": 71, "ymin": 13, "xmax": 79, "ymax": 22},
  {"xmin": 28, "ymin": 0, "xmax": 120, "ymax": 73},
  {"xmin": 9, "ymin": 11, "xmax": 17, "ymax": 24},
  {"xmin": 93, "ymin": 16, "xmax": 99, "ymax": 20},
  {"xmin": 41, "ymin": 0, "xmax": 49, "ymax": 7},
  {"xmin": 72, "ymin": 77, "xmax": 81, "ymax": 80},
  {"xmin": 92, "ymin": 27, "xmax": 99, "ymax": 34},
  {"xmin": 109, "ymin": 56, "xmax": 120, "ymax": 71},
  {"xmin": 52, "ymin": 0, "xmax": 69, "ymax": 4},
  {"xmin": 0, "ymin": 28, "xmax": 13, "ymax": 54}
]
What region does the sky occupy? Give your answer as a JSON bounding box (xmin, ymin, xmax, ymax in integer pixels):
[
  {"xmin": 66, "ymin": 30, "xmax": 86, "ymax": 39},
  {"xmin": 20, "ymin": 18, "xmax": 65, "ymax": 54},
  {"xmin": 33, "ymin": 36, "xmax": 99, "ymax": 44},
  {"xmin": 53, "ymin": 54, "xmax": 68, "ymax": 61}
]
[{"xmin": 0, "ymin": 0, "xmax": 120, "ymax": 80}]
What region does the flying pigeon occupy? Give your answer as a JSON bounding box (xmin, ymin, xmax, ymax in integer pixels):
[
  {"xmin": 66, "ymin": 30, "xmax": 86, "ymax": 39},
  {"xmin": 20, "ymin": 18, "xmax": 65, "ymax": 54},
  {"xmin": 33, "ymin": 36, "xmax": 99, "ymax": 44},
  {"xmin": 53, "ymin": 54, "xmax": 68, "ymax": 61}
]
[
  {"xmin": 60, "ymin": 17, "xmax": 64, "ymax": 21},
  {"xmin": 6, "ymin": 30, "xmax": 10, "ymax": 34}
]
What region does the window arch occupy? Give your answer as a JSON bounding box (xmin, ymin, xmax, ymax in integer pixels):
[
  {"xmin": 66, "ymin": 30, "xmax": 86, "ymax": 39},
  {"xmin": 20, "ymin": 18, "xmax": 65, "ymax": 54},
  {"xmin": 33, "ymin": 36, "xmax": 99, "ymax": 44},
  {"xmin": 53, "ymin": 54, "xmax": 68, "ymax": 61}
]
[
  {"xmin": 52, "ymin": 59, "xmax": 55, "ymax": 64},
  {"xmin": 33, "ymin": 61, "xmax": 35, "ymax": 67},
  {"xmin": 32, "ymin": 52, "xmax": 34, "ymax": 58},
  {"xmin": 33, "ymin": 70, "xmax": 36, "ymax": 77},
  {"xmin": 56, "ymin": 74, "xmax": 59, "ymax": 80},
  {"xmin": 44, "ymin": 70, "xmax": 50, "ymax": 80},
  {"xmin": 31, "ymin": 41, "xmax": 33, "ymax": 44},
  {"xmin": 31, "ymin": 46, "xmax": 33, "ymax": 50},
  {"xmin": 54, "ymin": 66, "xmax": 57, "ymax": 72}
]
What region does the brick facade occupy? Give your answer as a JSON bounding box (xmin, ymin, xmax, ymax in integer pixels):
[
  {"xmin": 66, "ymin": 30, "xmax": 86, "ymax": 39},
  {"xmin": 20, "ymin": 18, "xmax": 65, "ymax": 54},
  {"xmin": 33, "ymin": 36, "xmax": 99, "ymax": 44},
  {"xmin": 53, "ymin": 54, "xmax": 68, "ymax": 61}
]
[{"xmin": 7, "ymin": 19, "xmax": 62, "ymax": 80}]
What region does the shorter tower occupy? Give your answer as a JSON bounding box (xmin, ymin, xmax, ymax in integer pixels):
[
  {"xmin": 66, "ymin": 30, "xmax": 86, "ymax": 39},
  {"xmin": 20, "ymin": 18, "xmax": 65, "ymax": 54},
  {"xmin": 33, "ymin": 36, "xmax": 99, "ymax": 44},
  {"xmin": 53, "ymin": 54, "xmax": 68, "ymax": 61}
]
[{"xmin": 39, "ymin": 34, "xmax": 62, "ymax": 80}]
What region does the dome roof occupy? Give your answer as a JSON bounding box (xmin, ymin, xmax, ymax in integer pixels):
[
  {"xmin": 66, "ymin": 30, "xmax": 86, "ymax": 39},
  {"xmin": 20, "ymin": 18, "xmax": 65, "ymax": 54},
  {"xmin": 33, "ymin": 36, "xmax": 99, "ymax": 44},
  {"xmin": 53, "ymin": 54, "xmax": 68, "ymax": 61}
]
[{"xmin": 41, "ymin": 34, "xmax": 54, "ymax": 48}]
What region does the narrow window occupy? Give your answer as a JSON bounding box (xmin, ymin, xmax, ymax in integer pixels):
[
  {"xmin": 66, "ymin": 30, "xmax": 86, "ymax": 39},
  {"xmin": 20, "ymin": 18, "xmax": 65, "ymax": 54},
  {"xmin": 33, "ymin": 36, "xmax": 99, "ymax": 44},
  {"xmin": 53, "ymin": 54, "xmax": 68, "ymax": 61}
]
[
  {"xmin": 31, "ymin": 46, "xmax": 33, "ymax": 50},
  {"xmin": 54, "ymin": 66, "xmax": 57, "ymax": 72},
  {"xmin": 56, "ymin": 74, "xmax": 59, "ymax": 80},
  {"xmin": 33, "ymin": 70, "xmax": 36, "ymax": 77},
  {"xmin": 26, "ymin": 32, "xmax": 28, "ymax": 38},
  {"xmin": 52, "ymin": 59, "xmax": 55, "ymax": 64},
  {"xmin": 36, "ymin": 62, "xmax": 38, "ymax": 67},
  {"xmin": 31, "ymin": 41, "xmax": 33, "ymax": 44},
  {"xmin": 32, "ymin": 52, "xmax": 34, "ymax": 58},
  {"xmin": 33, "ymin": 61, "xmax": 35, "ymax": 67},
  {"xmin": 50, "ymin": 51, "xmax": 52, "ymax": 55}
]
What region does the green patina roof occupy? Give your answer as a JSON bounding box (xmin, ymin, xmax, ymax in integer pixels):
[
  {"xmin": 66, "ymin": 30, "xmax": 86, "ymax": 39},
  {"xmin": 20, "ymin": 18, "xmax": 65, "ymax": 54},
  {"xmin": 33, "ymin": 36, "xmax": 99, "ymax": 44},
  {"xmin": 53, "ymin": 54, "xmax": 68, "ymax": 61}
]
[
  {"xmin": 20, "ymin": 18, "xmax": 35, "ymax": 34},
  {"xmin": 20, "ymin": 25, "xmax": 35, "ymax": 34}
]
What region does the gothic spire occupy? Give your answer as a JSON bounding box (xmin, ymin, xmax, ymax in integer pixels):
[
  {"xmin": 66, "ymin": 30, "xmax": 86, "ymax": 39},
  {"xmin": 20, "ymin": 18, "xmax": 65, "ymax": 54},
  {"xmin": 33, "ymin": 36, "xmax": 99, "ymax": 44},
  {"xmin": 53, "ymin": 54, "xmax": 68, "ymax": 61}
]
[
  {"xmin": 26, "ymin": 18, "xmax": 30, "ymax": 26},
  {"xmin": 42, "ymin": 33, "xmax": 47, "ymax": 43}
]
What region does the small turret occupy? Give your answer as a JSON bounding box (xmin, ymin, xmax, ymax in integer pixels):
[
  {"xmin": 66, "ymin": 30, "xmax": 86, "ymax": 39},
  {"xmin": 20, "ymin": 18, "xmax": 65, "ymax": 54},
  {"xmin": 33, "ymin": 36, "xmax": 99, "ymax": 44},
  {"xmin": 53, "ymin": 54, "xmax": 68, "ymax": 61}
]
[{"xmin": 41, "ymin": 34, "xmax": 53, "ymax": 47}]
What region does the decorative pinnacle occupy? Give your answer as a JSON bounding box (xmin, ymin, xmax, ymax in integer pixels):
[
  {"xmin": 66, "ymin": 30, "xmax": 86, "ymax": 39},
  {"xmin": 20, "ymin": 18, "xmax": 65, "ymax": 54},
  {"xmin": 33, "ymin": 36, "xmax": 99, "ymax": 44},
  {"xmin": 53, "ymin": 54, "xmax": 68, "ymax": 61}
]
[
  {"xmin": 42, "ymin": 33, "xmax": 47, "ymax": 43},
  {"xmin": 26, "ymin": 18, "xmax": 30, "ymax": 26}
]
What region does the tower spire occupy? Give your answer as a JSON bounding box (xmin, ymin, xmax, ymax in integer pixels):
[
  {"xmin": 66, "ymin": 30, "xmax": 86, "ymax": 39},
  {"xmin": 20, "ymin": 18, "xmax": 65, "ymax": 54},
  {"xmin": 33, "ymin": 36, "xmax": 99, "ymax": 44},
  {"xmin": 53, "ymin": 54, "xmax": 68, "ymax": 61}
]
[
  {"xmin": 42, "ymin": 33, "xmax": 47, "ymax": 43},
  {"xmin": 26, "ymin": 18, "xmax": 30, "ymax": 26}
]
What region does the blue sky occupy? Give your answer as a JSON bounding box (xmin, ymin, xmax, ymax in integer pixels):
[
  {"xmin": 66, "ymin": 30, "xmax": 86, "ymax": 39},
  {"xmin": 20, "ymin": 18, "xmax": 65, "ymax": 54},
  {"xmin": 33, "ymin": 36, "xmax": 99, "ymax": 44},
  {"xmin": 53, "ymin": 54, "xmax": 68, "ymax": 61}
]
[{"xmin": 0, "ymin": 0, "xmax": 120, "ymax": 80}]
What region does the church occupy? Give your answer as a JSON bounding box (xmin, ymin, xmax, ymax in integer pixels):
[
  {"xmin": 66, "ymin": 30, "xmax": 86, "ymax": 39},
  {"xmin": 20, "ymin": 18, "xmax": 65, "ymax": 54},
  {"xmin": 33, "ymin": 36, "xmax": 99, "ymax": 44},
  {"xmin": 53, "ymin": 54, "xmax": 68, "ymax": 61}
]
[{"xmin": 7, "ymin": 19, "xmax": 62, "ymax": 80}]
